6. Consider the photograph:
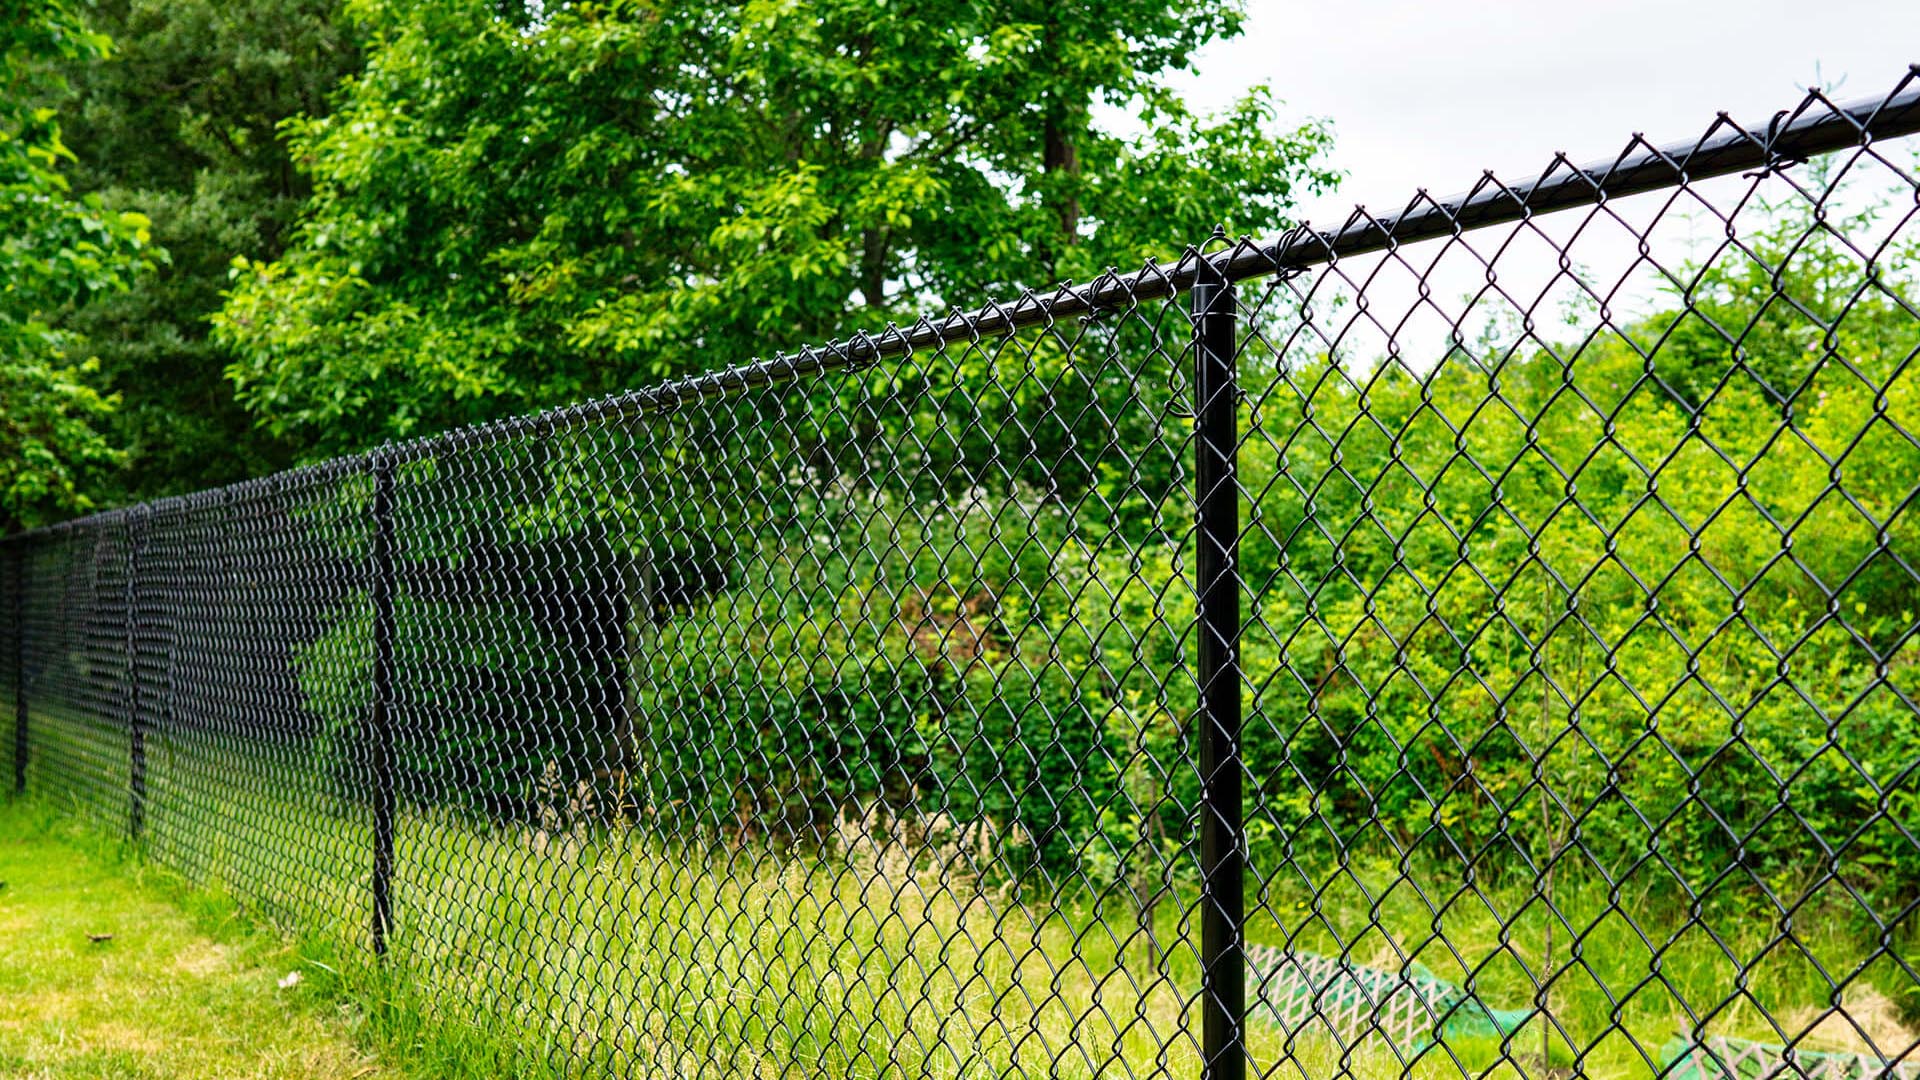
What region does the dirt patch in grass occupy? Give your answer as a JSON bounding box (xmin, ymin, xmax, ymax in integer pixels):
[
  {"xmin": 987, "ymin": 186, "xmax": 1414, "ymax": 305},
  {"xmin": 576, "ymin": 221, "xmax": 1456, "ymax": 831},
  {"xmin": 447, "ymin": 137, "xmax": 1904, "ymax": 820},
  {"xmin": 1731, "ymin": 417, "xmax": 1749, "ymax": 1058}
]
[{"xmin": 172, "ymin": 940, "xmax": 235, "ymax": 978}]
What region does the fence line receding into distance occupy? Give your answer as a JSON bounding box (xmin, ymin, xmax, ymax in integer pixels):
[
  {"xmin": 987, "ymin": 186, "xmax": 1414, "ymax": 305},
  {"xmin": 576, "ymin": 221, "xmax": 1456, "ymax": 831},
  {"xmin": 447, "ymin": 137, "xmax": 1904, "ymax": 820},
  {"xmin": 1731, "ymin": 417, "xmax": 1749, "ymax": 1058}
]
[{"xmin": 6, "ymin": 71, "xmax": 1920, "ymax": 1080}]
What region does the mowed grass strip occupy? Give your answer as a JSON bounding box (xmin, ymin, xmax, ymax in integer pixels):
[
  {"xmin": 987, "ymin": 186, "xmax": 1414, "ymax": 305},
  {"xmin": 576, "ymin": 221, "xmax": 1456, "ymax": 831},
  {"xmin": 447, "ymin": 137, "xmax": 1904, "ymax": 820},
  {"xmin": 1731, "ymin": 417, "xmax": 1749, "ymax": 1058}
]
[{"xmin": 0, "ymin": 800, "xmax": 387, "ymax": 1080}]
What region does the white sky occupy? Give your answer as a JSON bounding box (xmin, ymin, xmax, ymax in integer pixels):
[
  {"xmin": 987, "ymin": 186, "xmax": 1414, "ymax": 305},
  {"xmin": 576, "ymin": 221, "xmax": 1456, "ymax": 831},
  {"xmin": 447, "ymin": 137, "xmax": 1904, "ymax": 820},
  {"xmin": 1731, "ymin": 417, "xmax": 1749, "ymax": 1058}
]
[
  {"xmin": 1178, "ymin": 0, "xmax": 1920, "ymax": 232},
  {"xmin": 1140, "ymin": 2, "xmax": 1920, "ymax": 367}
]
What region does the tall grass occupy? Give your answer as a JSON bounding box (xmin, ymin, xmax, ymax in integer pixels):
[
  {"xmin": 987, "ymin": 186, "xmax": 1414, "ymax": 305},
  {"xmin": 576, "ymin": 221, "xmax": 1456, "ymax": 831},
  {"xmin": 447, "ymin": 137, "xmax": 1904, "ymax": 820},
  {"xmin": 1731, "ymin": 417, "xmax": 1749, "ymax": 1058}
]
[{"xmin": 16, "ymin": 713, "xmax": 1918, "ymax": 1079}]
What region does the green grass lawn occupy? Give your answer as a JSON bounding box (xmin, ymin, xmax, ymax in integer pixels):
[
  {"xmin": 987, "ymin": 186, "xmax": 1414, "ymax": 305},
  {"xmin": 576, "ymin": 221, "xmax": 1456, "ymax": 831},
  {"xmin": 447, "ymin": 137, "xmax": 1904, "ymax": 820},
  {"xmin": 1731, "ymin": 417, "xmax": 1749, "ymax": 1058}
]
[{"xmin": 0, "ymin": 799, "xmax": 390, "ymax": 1080}]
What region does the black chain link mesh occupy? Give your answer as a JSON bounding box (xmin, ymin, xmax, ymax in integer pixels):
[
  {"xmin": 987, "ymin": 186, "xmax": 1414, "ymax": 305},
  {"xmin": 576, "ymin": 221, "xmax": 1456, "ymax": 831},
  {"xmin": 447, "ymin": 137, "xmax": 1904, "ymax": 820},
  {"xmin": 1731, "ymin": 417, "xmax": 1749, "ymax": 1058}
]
[{"xmin": 5, "ymin": 73, "xmax": 1920, "ymax": 1079}]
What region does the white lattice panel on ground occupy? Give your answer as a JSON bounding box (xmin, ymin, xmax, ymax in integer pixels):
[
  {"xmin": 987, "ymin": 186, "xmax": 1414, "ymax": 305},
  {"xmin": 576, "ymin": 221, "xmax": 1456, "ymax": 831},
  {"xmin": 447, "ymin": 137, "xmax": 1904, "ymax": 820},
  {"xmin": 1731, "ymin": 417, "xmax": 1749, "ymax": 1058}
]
[
  {"xmin": 1246, "ymin": 944, "xmax": 1463, "ymax": 1050},
  {"xmin": 1666, "ymin": 1034, "xmax": 1920, "ymax": 1080}
]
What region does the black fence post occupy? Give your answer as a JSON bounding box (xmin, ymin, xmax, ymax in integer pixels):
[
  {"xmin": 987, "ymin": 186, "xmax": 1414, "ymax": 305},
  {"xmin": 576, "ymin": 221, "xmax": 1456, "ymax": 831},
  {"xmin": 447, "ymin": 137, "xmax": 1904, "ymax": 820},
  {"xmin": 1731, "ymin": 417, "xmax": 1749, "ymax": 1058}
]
[
  {"xmin": 11, "ymin": 543, "xmax": 25, "ymax": 795},
  {"xmin": 369, "ymin": 451, "xmax": 398, "ymax": 956},
  {"xmin": 1192, "ymin": 256, "xmax": 1245, "ymax": 1080},
  {"xmin": 126, "ymin": 508, "xmax": 148, "ymax": 839},
  {"xmin": 157, "ymin": 506, "xmax": 176, "ymax": 793}
]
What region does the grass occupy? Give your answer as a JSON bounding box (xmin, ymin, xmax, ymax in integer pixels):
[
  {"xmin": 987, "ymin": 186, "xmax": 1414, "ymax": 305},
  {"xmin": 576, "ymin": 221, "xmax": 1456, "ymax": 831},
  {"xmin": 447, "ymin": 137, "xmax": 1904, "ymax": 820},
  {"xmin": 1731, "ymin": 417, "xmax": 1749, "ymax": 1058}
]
[
  {"xmin": 11, "ymin": 718, "xmax": 1920, "ymax": 1079},
  {"xmin": 0, "ymin": 798, "xmax": 389, "ymax": 1079}
]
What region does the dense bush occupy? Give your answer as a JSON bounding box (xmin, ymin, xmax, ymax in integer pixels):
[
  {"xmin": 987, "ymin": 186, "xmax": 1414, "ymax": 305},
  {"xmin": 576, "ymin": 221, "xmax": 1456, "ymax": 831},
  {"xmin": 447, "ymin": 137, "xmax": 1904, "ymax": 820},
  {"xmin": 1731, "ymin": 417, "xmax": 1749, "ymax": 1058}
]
[{"xmin": 299, "ymin": 530, "xmax": 632, "ymax": 821}]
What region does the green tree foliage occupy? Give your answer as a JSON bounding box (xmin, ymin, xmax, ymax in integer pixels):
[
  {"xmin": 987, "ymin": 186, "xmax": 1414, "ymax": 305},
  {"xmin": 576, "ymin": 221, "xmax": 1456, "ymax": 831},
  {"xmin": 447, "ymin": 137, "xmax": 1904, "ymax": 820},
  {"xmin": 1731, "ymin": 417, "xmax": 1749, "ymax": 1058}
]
[
  {"xmin": 214, "ymin": 0, "xmax": 1337, "ymax": 456},
  {"xmin": 0, "ymin": 0, "xmax": 156, "ymax": 530},
  {"xmin": 1233, "ymin": 182, "xmax": 1920, "ymax": 913},
  {"xmin": 52, "ymin": 0, "xmax": 358, "ymax": 503}
]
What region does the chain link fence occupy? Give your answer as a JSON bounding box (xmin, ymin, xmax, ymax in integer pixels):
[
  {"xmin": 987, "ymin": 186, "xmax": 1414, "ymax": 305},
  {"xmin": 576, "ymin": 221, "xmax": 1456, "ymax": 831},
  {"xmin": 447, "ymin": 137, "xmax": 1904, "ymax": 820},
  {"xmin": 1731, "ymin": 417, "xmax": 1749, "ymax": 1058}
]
[{"xmin": 5, "ymin": 72, "xmax": 1920, "ymax": 1079}]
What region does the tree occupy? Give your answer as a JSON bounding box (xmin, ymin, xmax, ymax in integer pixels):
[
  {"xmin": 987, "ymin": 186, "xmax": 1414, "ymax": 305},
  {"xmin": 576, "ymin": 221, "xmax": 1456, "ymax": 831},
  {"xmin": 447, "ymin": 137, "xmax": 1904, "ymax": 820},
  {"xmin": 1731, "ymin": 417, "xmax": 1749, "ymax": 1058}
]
[
  {"xmin": 214, "ymin": 0, "xmax": 1337, "ymax": 457},
  {"xmin": 0, "ymin": 0, "xmax": 157, "ymax": 530},
  {"xmin": 51, "ymin": 0, "xmax": 359, "ymax": 504}
]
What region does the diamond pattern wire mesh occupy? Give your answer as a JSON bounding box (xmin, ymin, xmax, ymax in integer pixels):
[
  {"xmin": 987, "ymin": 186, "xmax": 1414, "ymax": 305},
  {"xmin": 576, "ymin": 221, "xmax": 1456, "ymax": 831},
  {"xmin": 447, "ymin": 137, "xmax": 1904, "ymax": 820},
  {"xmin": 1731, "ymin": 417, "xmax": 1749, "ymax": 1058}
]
[{"xmin": 4, "ymin": 74, "xmax": 1920, "ymax": 1079}]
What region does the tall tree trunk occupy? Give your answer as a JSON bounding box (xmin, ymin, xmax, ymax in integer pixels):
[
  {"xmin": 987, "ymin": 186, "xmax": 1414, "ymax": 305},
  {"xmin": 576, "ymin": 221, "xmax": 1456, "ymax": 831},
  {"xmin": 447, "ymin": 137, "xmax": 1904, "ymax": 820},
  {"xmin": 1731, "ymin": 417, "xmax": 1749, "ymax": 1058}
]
[
  {"xmin": 1044, "ymin": 108, "xmax": 1081, "ymax": 241},
  {"xmin": 857, "ymin": 120, "xmax": 893, "ymax": 309},
  {"xmin": 861, "ymin": 224, "xmax": 891, "ymax": 309}
]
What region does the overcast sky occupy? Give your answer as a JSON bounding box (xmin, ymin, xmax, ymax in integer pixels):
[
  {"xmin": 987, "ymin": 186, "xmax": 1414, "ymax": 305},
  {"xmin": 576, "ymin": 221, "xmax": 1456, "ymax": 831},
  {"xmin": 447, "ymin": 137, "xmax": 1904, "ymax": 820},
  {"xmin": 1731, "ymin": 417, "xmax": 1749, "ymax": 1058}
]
[
  {"xmin": 1133, "ymin": 3, "xmax": 1920, "ymax": 364},
  {"xmin": 1176, "ymin": 0, "xmax": 1920, "ymax": 231}
]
